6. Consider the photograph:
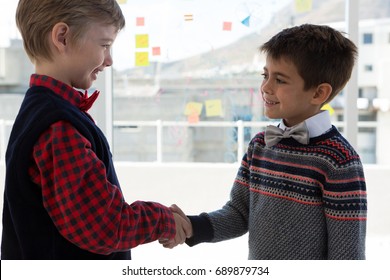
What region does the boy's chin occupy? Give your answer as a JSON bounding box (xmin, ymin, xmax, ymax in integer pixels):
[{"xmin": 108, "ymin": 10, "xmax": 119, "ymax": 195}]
[
  {"xmin": 264, "ymin": 113, "xmax": 279, "ymax": 120},
  {"xmin": 77, "ymin": 82, "xmax": 94, "ymax": 91}
]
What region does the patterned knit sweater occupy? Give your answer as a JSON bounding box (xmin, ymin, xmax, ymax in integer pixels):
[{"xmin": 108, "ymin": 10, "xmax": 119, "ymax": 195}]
[{"xmin": 187, "ymin": 126, "xmax": 367, "ymax": 259}]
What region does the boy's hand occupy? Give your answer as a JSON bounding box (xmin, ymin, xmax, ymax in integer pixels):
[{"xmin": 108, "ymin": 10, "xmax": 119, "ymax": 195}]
[{"xmin": 159, "ymin": 204, "xmax": 192, "ymax": 248}]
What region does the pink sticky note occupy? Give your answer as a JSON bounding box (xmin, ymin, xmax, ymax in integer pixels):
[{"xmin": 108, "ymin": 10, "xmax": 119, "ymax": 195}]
[
  {"xmin": 223, "ymin": 21, "xmax": 232, "ymax": 31},
  {"xmin": 136, "ymin": 17, "xmax": 145, "ymax": 26},
  {"xmin": 152, "ymin": 47, "xmax": 161, "ymax": 56}
]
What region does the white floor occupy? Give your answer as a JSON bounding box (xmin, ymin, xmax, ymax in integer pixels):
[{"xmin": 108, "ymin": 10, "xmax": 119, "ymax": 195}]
[
  {"xmin": 131, "ymin": 234, "xmax": 390, "ymax": 260},
  {"xmin": 1, "ymin": 163, "xmax": 389, "ymax": 261}
]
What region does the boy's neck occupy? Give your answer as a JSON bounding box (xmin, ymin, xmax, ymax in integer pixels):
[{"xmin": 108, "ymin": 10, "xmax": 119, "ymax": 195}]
[
  {"xmin": 280, "ymin": 110, "xmax": 332, "ymax": 138},
  {"xmin": 35, "ymin": 63, "xmax": 70, "ymax": 87}
]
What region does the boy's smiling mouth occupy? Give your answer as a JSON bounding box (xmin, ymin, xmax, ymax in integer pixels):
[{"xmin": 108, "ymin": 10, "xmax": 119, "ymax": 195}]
[{"xmin": 263, "ymin": 97, "xmax": 279, "ymax": 105}]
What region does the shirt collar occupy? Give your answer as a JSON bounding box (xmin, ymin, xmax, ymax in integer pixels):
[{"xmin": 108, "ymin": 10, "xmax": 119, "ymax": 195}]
[
  {"xmin": 29, "ymin": 74, "xmax": 99, "ymax": 112},
  {"xmin": 279, "ymin": 110, "xmax": 332, "ymax": 138}
]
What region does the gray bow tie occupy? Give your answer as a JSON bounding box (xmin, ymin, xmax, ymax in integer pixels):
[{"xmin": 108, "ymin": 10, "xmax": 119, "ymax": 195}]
[{"xmin": 265, "ymin": 122, "xmax": 309, "ymax": 147}]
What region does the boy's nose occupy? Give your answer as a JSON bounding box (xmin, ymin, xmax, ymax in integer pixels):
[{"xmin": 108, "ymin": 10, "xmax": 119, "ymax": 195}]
[
  {"xmin": 261, "ymin": 80, "xmax": 272, "ymax": 95},
  {"xmin": 104, "ymin": 53, "xmax": 113, "ymax": 67}
]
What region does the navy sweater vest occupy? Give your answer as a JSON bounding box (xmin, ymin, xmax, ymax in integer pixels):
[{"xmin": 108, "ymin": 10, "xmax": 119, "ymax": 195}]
[{"xmin": 1, "ymin": 86, "xmax": 131, "ymax": 259}]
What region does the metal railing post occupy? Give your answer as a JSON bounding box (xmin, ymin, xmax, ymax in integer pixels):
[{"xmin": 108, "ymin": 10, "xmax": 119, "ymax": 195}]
[
  {"xmin": 0, "ymin": 119, "xmax": 5, "ymax": 162},
  {"xmin": 156, "ymin": 119, "xmax": 163, "ymax": 163},
  {"xmin": 237, "ymin": 120, "xmax": 244, "ymax": 162},
  {"xmin": 344, "ymin": 0, "xmax": 359, "ymax": 148}
]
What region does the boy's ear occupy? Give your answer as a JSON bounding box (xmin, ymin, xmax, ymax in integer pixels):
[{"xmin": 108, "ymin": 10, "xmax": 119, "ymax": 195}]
[
  {"xmin": 312, "ymin": 83, "xmax": 332, "ymax": 105},
  {"xmin": 51, "ymin": 22, "xmax": 70, "ymax": 52}
]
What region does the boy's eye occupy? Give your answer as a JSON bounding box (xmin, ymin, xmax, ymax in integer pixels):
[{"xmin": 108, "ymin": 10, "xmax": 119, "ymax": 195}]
[
  {"xmin": 276, "ymin": 78, "xmax": 285, "ymax": 84},
  {"xmin": 261, "ymin": 73, "xmax": 268, "ymax": 79}
]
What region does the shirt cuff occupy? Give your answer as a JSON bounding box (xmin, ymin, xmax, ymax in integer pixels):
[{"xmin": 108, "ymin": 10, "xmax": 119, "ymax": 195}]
[
  {"xmin": 159, "ymin": 206, "xmax": 176, "ymax": 240},
  {"xmin": 185, "ymin": 214, "xmax": 214, "ymax": 246}
]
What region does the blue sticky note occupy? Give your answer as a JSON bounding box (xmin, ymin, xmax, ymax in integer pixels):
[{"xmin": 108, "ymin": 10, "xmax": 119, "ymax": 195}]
[{"xmin": 241, "ymin": 16, "xmax": 250, "ymax": 27}]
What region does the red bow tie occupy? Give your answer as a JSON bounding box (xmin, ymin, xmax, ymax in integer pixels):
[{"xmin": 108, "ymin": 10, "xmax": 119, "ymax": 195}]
[{"xmin": 79, "ymin": 90, "xmax": 100, "ymax": 111}]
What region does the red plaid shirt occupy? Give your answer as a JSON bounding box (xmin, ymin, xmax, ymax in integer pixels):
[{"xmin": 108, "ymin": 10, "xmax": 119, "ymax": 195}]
[{"xmin": 28, "ymin": 74, "xmax": 175, "ymax": 255}]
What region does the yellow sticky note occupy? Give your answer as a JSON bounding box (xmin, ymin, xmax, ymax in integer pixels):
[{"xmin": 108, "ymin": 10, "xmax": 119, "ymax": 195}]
[
  {"xmin": 135, "ymin": 34, "xmax": 149, "ymax": 48},
  {"xmin": 321, "ymin": 103, "xmax": 335, "ymax": 116},
  {"xmin": 205, "ymin": 99, "xmax": 222, "ymax": 117},
  {"xmin": 295, "ymin": 0, "xmax": 312, "ymax": 13},
  {"xmin": 184, "ymin": 102, "xmax": 203, "ymax": 116},
  {"xmin": 135, "ymin": 52, "xmax": 149, "ymax": 67},
  {"xmin": 116, "ymin": 0, "xmax": 127, "ymax": 4}
]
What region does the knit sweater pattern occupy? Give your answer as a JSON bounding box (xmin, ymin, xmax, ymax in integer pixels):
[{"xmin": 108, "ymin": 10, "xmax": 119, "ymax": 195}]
[{"xmin": 189, "ymin": 127, "xmax": 367, "ymax": 260}]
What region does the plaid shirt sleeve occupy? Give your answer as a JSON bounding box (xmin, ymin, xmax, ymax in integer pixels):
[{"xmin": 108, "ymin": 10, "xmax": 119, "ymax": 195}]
[{"xmin": 29, "ymin": 120, "xmax": 175, "ymax": 255}]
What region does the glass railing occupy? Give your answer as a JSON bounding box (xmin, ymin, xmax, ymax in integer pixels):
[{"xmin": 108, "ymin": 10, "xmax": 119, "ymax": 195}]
[{"xmin": 1, "ymin": 119, "xmax": 379, "ymax": 164}]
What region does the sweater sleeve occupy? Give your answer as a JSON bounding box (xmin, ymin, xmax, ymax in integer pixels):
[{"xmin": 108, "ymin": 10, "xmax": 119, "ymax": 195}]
[
  {"xmin": 323, "ymin": 159, "xmax": 367, "ymax": 259},
  {"xmin": 186, "ymin": 149, "xmax": 252, "ymax": 246}
]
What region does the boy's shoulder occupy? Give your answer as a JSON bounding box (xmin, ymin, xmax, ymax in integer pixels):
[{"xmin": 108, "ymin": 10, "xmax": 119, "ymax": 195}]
[
  {"xmin": 19, "ymin": 86, "xmax": 81, "ymax": 124},
  {"xmin": 23, "ymin": 86, "xmax": 65, "ymax": 107},
  {"xmin": 313, "ymin": 128, "xmax": 362, "ymax": 163},
  {"xmin": 250, "ymin": 130, "xmax": 266, "ymax": 147}
]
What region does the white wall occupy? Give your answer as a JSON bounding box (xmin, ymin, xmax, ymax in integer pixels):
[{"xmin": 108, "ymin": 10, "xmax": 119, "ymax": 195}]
[{"xmin": 0, "ymin": 163, "xmax": 389, "ymax": 260}]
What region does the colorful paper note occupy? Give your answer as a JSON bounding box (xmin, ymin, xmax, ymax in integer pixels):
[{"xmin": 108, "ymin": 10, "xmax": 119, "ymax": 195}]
[
  {"xmin": 116, "ymin": 0, "xmax": 127, "ymax": 4},
  {"xmin": 135, "ymin": 34, "xmax": 149, "ymax": 48},
  {"xmin": 136, "ymin": 17, "xmax": 145, "ymax": 26},
  {"xmin": 188, "ymin": 113, "xmax": 200, "ymax": 124},
  {"xmin": 135, "ymin": 52, "xmax": 149, "ymax": 67},
  {"xmin": 184, "ymin": 102, "xmax": 203, "ymax": 116},
  {"xmin": 223, "ymin": 21, "xmax": 232, "ymax": 31},
  {"xmin": 295, "ymin": 0, "xmax": 312, "ymax": 13},
  {"xmin": 152, "ymin": 47, "xmax": 161, "ymax": 56},
  {"xmin": 241, "ymin": 16, "xmax": 250, "ymax": 27},
  {"xmin": 205, "ymin": 99, "xmax": 222, "ymax": 117},
  {"xmin": 184, "ymin": 14, "xmax": 193, "ymax": 21},
  {"xmin": 321, "ymin": 103, "xmax": 335, "ymax": 116}
]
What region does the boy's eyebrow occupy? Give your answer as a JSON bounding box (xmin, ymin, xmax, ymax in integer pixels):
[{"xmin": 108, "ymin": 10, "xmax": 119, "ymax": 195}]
[
  {"xmin": 263, "ymin": 67, "xmax": 290, "ymax": 79},
  {"xmin": 100, "ymin": 38, "xmax": 114, "ymax": 42}
]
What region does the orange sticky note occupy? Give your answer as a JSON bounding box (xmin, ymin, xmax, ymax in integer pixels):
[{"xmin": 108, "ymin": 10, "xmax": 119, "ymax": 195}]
[
  {"xmin": 188, "ymin": 113, "xmax": 200, "ymax": 124},
  {"xmin": 135, "ymin": 34, "xmax": 149, "ymax": 48},
  {"xmin": 184, "ymin": 14, "xmax": 193, "ymax": 21},
  {"xmin": 135, "ymin": 52, "xmax": 149, "ymax": 67},
  {"xmin": 205, "ymin": 99, "xmax": 222, "ymax": 117},
  {"xmin": 136, "ymin": 17, "xmax": 145, "ymax": 26},
  {"xmin": 223, "ymin": 21, "xmax": 232, "ymax": 31},
  {"xmin": 152, "ymin": 47, "xmax": 161, "ymax": 56}
]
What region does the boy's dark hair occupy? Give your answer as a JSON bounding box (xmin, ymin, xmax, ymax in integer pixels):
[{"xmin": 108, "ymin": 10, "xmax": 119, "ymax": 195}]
[
  {"xmin": 16, "ymin": 0, "xmax": 126, "ymax": 63},
  {"xmin": 260, "ymin": 24, "xmax": 358, "ymax": 103}
]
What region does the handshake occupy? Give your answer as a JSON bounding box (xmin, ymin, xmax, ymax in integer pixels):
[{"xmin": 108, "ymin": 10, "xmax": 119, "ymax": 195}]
[{"xmin": 159, "ymin": 204, "xmax": 193, "ymax": 249}]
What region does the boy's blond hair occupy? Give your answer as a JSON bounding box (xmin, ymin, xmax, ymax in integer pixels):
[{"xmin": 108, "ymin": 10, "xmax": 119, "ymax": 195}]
[{"xmin": 16, "ymin": 0, "xmax": 125, "ymax": 63}]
